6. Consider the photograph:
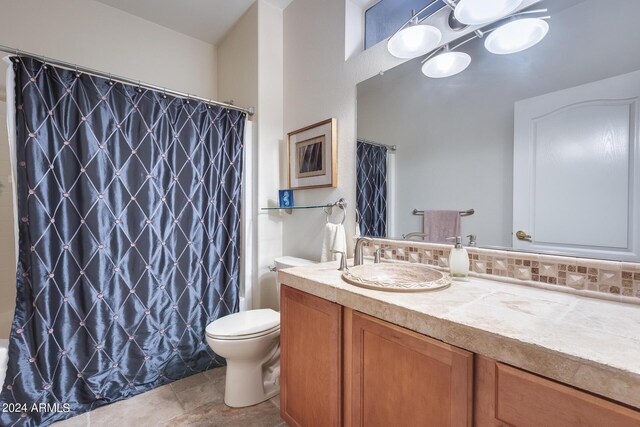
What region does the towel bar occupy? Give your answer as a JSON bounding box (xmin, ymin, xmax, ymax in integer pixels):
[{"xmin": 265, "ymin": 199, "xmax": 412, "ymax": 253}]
[{"xmin": 412, "ymin": 209, "xmax": 474, "ymax": 216}]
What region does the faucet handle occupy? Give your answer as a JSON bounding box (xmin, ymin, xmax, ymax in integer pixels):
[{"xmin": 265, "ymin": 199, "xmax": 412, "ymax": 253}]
[
  {"xmin": 374, "ymin": 248, "xmax": 382, "ymax": 264},
  {"xmin": 331, "ymin": 250, "xmax": 349, "ymax": 271}
]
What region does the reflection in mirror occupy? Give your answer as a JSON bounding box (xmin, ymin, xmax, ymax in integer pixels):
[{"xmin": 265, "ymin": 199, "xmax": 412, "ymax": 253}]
[{"xmin": 356, "ymin": 0, "xmax": 640, "ymax": 262}]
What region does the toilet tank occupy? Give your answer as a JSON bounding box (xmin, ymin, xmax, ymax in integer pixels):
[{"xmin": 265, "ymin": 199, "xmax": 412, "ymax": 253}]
[
  {"xmin": 273, "ymin": 257, "xmax": 315, "ymax": 310},
  {"xmin": 274, "ymin": 256, "xmax": 315, "ymax": 273}
]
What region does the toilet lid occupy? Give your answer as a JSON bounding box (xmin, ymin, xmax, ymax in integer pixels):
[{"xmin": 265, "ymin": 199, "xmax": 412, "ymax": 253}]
[{"xmin": 205, "ymin": 309, "xmax": 280, "ymax": 339}]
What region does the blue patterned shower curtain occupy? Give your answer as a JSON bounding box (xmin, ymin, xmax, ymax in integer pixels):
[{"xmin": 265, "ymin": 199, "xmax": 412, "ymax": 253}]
[
  {"xmin": 0, "ymin": 57, "xmax": 245, "ymax": 426},
  {"xmin": 356, "ymin": 140, "xmax": 388, "ymax": 237}
]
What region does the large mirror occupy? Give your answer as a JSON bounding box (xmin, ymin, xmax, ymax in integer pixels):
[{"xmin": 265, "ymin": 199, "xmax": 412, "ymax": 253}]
[{"xmin": 356, "ymin": 0, "xmax": 640, "ymax": 262}]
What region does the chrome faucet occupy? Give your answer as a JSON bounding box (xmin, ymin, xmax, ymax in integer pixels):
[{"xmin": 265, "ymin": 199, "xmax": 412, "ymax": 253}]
[
  {"xmin": 402, "ymin": 232, "xmax": 426, "ymax": 240},
  {"xmin": 354, "ymin": 236, "xmax": 373, "ymax": 266}
]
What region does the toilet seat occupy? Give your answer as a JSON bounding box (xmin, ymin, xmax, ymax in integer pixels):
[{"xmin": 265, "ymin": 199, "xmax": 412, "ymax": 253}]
[
  {"xmin": 207, "ymin": 324, "xmax": 280, "ymax": 341},
  {"xmin": 206, "ymin": 309, "xmax": 280, "ymax": 340}
]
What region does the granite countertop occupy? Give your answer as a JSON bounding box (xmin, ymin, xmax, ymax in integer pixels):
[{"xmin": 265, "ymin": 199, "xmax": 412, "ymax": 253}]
[{"xmin": 279, "ymin": 260, "xmax": 640, "ymax": 409}]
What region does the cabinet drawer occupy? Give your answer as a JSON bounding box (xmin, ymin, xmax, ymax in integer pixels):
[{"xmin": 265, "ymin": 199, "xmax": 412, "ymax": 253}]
[{"xmin": 476, "ymin": 356, "xmax": 640, "ymax": 427}]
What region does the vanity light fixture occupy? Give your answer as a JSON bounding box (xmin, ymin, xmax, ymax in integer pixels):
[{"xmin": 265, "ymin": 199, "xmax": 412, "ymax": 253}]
[
  {"xmin": 454, "ymin": 0, "xmax": 524, "ymax": 26},
  {"xmin": 387, "ymin": 2, "xmax": 444, "ymax": 59},
  {"xmin": 387, "ymin": 3, "xmax": 550, "ymax": 79},
  {"xmin": 417, "ymin": 8, "xmax": 550, "ymax": 79},
  {"xmin": 484, "ymin": 18, "xmax": 550, "ymax": 55},
  {"xmin": 387, "ymin": 23, "xmax": 442, "ymax": 59},
  {"xmin": 421, "ymin": 48, "xmax": 471, "ymax": 78}
]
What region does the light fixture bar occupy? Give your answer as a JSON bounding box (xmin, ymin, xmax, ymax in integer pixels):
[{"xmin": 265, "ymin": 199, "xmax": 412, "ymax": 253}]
[{"xmin": 420, "ymin": 9, "xmax": 551, "ymax": 63}]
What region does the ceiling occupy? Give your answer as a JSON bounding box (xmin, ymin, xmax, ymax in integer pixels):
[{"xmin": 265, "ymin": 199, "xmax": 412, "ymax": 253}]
[{"xmin": 95, "ymin": 0, "xmax": 291, "ymax": 45}]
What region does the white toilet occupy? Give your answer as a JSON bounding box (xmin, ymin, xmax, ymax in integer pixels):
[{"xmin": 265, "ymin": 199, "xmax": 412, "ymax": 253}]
[
  {"xmin": 205, "ymin": 256, "xmax": 315, "ymax": 407},
  {"xmin": 0, "ymin": 339, "xmax": 9, "ymax": 392}
]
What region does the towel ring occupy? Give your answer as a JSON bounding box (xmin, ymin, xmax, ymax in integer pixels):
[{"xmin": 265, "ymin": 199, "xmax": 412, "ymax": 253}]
[{"xmin": 326, "ymin": 199, "xmax": 347, "ymax": 225}]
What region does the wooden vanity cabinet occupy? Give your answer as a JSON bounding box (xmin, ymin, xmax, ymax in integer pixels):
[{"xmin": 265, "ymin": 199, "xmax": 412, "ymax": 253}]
[
  {"xmin": 345, "ymin": 309, "xmax": 474, "ymax": 427},
  {"xmin": 474, "ymin": 356, "xmax": 640, "ymax": 427},
  {"xmin": 280, "ymin": 285, "xmax": 343, "ymax": 427},
  {"xmin": 280, "ymin": 286, "xmax": 640, "ymax": 427}
]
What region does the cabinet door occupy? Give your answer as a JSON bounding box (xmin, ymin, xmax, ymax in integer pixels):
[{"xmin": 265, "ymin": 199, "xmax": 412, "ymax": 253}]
[
  {"xmin": 348, "ymin": 310, "xmax": 473, "ymax": 427},
  {"xmin": 474, "ymin": 356, "xmax": 640, "ymax": 427},
  {"xmin": 280, "ymin": 285, "xmax": 342, "ymax": 427}
]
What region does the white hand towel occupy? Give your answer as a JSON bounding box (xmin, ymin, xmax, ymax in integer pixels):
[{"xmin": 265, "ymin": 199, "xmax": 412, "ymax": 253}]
[{"xmin": 321, "ymin": 223, "xmax": 347, "ymax": 262}]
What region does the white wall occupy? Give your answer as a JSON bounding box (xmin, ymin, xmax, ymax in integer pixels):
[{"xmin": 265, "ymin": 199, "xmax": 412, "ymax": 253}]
[
  {"xmin": 0, "ymin": 101, "xmax": 13, "ymax": 338},
  {"xmin": 218, "ymin": 1, "xmax": 284, "ymax": 310},
  {"xmin": 0, "ymin": 0, "xmax": 219, "ymax": 336},
  {"xmin": 256, "ymin": 1, "xmax": 285, "ymax": 310},
  {"xmin": 282, "ymin": 0, "xmax": 404, "ymax": 260}
]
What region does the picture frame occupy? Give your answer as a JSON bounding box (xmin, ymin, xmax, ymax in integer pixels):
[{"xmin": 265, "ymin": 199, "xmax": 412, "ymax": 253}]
[{"xmin": 288, "ymin": 118, "xmax": 337, "ymax": 190}]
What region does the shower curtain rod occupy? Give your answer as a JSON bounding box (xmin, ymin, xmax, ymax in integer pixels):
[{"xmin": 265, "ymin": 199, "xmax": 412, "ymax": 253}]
[
  {"xmin": 358, "ymin": 138, "xmax": 397, "ymax": 152},
  {"xmin": 0, "ymin": 44, "xmax": 255, "ymax": 117}
]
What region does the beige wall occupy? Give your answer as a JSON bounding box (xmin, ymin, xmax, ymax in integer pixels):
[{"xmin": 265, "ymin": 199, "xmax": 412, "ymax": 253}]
[
  {"xmin": 0, "ymin": 0, "xmax": 219, "ymax": 336},
  {"xmin": 282, "ymin": 0, "xmax": 404, "ymax": 260},
  {"xmin": 0, "ymin": 0, "xmax": 218, "ymax": 100},
  {"xmin": 217, "ymin": 3, "xmax": 258, "ymax": 109},
  {"xmin": 218, "ymin": 1, "xmax": 284, "ymax": 310}
]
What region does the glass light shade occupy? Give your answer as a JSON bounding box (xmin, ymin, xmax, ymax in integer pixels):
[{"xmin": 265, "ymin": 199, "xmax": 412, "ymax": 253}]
[
  {"xmin": 484, "ymin": 18, "xmax": 550, "ymax": 54},
  {"xmin": 387, "ymin": 24, "xmax": 442, "ymax": 59},
  {"xmin": 454, "ymin": 0, "xmax": 523, "ymax": 25},
  {"xmin": 421, "ymin": 52, "xmax": 471, "ymax": 78}
]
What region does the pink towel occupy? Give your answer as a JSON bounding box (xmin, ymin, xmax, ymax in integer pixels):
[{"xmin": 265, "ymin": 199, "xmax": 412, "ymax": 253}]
[{"xmin": 423, "ymin": 210, "xmax": 460, "ymax": 243}]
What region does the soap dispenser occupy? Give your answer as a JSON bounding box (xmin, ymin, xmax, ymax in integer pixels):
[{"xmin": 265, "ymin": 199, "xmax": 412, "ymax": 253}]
[{"xmin": 447, "ymin": 236, "xmax": 470, "ymax": 279}]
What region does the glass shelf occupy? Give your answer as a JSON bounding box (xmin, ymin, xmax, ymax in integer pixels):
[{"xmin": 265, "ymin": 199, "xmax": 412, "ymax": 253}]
[
  {"xmin": 260, "ymin": 198, "xmax": 346, "ymax": 214},
  {"xmin": 261, "ymin": 204, "xmax": 334, "ymax": 211}
]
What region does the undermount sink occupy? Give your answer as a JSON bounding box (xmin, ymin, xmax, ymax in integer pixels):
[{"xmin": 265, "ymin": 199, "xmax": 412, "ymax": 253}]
[{"xmin": 341, "ymin": 263, "xmax": 451, "ymax": 292}]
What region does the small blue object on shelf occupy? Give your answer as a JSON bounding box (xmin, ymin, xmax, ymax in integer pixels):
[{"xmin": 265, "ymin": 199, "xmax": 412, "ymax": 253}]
[{"xmin": 279, "ymin": 189, "xmax": 294, "ymax": 208}]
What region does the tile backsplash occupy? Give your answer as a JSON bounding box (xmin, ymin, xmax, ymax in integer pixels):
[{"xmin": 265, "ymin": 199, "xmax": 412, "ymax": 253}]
[{"xmin": 361, "ymin": 239, "xmax": 640, "ymax": 303}]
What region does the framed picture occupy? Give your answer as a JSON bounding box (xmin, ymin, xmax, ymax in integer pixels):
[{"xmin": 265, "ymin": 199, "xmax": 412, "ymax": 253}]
[
  {"xmin": 288, "ymin": 118, "xmax": 337, "ymax": 189},
  {"xmin": 279, "ymin": 189, "xmax": 294, "ymax": 208}
]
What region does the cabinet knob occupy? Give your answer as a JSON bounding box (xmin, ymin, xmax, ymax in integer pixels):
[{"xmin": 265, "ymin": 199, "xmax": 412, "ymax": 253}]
[{"xmin": 515, "ymin": 230, "xmax": 532, "ymax": 241}]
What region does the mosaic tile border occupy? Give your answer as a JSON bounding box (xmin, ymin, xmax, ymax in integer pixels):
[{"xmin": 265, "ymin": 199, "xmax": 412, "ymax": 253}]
[{"xmin": 360, "ymin": 239, "xmax": 640, "ymax": 304}]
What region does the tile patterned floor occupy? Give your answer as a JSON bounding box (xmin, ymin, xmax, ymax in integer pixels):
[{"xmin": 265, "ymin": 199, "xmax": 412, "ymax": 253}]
[{"xmin": 51, "ymin": 367, "xmax": 284, "ymax": 427}]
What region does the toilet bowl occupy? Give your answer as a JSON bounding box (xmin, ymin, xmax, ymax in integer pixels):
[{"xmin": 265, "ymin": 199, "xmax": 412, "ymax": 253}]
[
  {"xmin": 206, "ymin": 309, "xmax": 281, "ymax": 407},
  {"xmin": 205, "ymin": 256, "xmax": 315, "ymax": 408}
]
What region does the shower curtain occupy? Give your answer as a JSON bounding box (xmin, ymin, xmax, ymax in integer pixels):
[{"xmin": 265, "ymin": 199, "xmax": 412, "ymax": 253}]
[
  {"xmin": 0, "ymin": 57, "xmax": 245, "ymax": 426},
  {"xmin": 356, "ymin": 140, "xmax": 388, "ymax": 237}
]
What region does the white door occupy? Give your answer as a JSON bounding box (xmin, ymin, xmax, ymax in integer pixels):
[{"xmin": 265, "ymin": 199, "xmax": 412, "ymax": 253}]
[{"xmin": 513, "ymin": 70, "xmax": 640, "ymax": 261}]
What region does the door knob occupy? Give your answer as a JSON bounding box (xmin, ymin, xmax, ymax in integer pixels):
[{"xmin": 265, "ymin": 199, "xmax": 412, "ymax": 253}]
[{"xmin": 515, "ymin": 230, "xmax": 532, "ymax": 241}]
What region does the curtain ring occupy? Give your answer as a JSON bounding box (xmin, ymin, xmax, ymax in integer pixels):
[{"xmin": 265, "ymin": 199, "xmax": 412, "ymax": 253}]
[
  {"xmin": 75, "ymin": 65, "xmax": 80, "ymax": 78},
  {"xmin": 162, "ymin": 88, "xmax": 167, "ymax": 99},
  {"xmin": 42, "ymin": 54, "xmax": 47, "ymax": 69},
  {"xmin": 108, "ymin": 73, "xmax": 114, "ymax": 86}
]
